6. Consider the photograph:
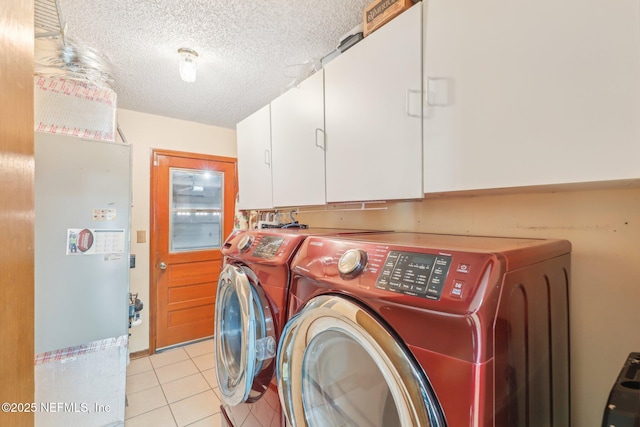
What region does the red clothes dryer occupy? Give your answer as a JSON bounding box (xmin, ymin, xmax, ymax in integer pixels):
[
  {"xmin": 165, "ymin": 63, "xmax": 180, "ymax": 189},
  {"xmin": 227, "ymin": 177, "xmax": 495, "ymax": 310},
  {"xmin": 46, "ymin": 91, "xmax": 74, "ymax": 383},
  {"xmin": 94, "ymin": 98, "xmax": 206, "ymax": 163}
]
[
  {"xmin": 215, "ymin": 228, "xmax": 378, "ymax": 427},
  {"xmin": 277, "ymin": 232, "xmax": 571, "ymax": 427}
]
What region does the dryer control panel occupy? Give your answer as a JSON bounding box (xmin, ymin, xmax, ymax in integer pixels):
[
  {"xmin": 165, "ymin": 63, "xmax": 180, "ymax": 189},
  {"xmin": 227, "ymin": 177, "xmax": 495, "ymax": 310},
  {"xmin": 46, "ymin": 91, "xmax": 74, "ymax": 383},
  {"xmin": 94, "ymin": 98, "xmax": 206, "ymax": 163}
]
[
  {"xmin": 375, "ymin": 251, "xmax": 452, "ymax": 300},
  {"xmin": 252, "ymin": 235, "xmax": 286, "ymax": 259},
  {"xmin": 222, "ymin": 230, "xmax": 306, "ymax": 265}
]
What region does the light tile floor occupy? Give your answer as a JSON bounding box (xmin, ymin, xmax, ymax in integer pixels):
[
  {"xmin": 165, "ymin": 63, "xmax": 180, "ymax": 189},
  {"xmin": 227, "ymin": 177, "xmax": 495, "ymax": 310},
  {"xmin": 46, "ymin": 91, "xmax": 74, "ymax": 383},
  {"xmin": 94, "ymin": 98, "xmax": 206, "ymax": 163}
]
[{"xmin": 125, "ymin": 339, "xmax": 223, "ymax": 427}]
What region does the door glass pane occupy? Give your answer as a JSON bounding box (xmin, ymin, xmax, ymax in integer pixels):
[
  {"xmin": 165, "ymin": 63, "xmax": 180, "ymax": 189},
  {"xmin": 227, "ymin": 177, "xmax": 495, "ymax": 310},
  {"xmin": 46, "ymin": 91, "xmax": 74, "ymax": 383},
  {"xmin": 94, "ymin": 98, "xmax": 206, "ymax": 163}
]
[
  {"xmin": 301, "ymin": 330, "xmax": 400, "ymax": 427},
  {"xmin": 219, "ymin": 283, "xmax": 242, "ymax": 381},
  {"xmin": 170, "ymin": 168, "xmax": 223, "ymax": 252}
]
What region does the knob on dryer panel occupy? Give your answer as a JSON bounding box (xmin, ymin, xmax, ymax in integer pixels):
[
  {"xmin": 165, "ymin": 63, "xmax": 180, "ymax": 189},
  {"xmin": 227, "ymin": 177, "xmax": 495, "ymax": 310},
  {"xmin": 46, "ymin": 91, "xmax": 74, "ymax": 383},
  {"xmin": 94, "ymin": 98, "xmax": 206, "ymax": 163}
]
[
  {"xmin": 338, "ymin": 249, "xmax": 368, "ymax": 279},
  {"xmin": 237, "ymin": 234, "xmax": 253, "ymax": 252}
]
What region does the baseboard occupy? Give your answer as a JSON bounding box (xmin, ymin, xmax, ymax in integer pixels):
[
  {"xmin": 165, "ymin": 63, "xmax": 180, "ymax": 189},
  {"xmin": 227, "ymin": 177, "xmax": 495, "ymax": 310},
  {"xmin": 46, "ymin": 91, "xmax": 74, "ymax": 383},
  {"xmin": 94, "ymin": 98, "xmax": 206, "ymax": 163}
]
[{"xmin": 129, "ymin": 349, "xmax": 150, "ymax": 360}]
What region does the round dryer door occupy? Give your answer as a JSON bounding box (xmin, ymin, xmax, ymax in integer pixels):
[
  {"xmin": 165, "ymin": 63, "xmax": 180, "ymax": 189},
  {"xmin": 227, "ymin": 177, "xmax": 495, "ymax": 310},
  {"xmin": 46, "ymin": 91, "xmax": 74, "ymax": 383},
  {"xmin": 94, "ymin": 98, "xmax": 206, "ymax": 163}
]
[
  {"xmin": 215, "ymin": 263, "xmax": 277, "ymax": 406},
  {"xmin": 277, "ymin": 295, "xmax": 445, "ymax": 427}
]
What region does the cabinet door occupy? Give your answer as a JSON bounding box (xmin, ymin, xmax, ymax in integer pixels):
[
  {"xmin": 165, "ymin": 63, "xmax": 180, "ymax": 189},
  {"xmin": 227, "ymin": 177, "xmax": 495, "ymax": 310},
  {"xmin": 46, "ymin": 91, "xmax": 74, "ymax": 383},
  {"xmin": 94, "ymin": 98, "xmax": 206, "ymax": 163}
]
[
  {"xmin": 324, "ymin": 3, "xmax": 423, "ymax": 203},
  {"xmin": 236, "ymin": 104, "xmax": 273, "ymax": 210},
  {"xmin": 423, "ymin": 0, "xmax": 640, "ymax": 193},
  {"xmin": 271, "ymin": 70, "xmax": 326, "ymax": 207}
]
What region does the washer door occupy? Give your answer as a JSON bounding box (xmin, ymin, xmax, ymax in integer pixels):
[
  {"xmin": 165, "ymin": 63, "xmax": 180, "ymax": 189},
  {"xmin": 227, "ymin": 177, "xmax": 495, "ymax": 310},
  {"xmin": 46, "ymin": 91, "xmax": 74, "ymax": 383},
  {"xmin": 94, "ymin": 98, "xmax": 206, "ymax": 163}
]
[
  {"xmin": 277, "ymin": 295, "xmax": 445, "ymax": 427},
  {"xmin": 215, "ymin": 263, "xmax": 277, "ymax": 406}
]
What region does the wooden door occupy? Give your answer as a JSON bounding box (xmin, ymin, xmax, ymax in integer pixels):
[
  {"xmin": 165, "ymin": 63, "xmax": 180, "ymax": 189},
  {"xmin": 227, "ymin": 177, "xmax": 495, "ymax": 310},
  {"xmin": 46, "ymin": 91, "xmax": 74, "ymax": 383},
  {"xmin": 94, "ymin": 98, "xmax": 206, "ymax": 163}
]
[
  {"xmin": 150, "ymin": 149, "xmax": 236, "ymax": 351},
  {"xmin": 1, "ymin": 1, "xmax": 35, "ymax": 424}
]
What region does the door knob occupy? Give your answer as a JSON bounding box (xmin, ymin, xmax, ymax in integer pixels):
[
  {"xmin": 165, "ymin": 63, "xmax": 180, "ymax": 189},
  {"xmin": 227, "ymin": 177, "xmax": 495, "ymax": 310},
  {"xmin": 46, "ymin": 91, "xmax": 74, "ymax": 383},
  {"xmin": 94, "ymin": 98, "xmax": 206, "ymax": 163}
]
[{"xmin": 159, "ymin": 262, "xmax": 167, "ymax": 270}]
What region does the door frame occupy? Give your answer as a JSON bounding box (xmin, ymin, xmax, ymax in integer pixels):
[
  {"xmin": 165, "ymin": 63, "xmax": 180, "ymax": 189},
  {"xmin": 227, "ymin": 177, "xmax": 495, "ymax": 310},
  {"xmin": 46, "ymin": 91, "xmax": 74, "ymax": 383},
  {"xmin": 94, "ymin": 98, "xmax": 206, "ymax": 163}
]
[{"xmin": 149, "ymin": 149, "xmax": 237, "ymax": 354}]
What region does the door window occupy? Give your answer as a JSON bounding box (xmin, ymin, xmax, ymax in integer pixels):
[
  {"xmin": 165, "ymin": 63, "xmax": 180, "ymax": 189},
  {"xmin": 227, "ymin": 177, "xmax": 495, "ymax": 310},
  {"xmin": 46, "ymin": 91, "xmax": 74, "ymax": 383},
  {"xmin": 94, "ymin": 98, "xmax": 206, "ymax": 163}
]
[
  {"xmin": 170, "ymin": 168, "xmax": 223, "ymax": 252},
  {"xmin": 215, "ymin": 264, "xmax": 277, "ymax": 406},
  {"xmin": 277, "ymin": 295, "xmax": 445, "ymax": 427},
  {"xmin": 302, "ymin": 329, "xmax": 400, "ymax": 426}
]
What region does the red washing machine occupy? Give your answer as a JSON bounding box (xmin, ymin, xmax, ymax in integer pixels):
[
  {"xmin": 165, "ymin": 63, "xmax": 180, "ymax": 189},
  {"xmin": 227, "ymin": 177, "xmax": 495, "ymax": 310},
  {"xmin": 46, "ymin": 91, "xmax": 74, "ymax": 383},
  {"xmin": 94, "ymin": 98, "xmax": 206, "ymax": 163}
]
[
  {"xmin": 215, "ymin": 228, "xmax": 379, "ymax": 427},
  {"xmin": 277, "ymin": 232, "xmax": 571, "ymax": 427}
]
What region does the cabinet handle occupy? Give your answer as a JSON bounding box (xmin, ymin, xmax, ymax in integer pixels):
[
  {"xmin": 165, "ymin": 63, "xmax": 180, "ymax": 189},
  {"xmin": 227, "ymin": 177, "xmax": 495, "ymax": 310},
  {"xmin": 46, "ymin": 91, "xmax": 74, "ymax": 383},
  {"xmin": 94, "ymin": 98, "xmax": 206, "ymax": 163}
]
[
  {"xmin": 315, "ymin": 128, "xmax": 325, "ymax": 150},
  {"xmin": 406, "ymin": 89, "xmax": 422, "ymax": 118},
  {"xmin": 264, "ymin": 149, "xmax": 270, "ymax": 166},
  {"xmin": 426, "ymin": 77, "xmax": 453, "ymax": 107}
]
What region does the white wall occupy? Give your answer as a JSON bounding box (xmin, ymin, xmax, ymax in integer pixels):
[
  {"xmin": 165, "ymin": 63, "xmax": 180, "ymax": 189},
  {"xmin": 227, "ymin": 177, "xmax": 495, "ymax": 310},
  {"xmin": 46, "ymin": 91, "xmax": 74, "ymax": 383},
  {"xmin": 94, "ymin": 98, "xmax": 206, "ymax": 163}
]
[{"xmin": 116, "ymin": 108, "xmax": 236, "ymax": 352}]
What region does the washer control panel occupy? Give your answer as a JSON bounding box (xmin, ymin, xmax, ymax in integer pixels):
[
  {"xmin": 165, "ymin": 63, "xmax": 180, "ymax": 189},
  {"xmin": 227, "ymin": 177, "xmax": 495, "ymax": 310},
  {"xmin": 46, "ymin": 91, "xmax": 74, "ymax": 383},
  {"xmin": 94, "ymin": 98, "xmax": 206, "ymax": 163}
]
[{"xmin": 375, "ymin": 251, "xmax": 452, "ymax": 300}]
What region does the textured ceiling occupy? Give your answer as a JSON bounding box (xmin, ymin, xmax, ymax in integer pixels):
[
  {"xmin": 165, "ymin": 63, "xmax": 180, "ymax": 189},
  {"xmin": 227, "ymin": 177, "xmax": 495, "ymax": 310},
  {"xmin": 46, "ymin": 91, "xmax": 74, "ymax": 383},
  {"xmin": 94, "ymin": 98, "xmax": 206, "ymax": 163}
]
[{"xmin": 55, "ymin": 0, "xmax": 371, "ymax": 129}]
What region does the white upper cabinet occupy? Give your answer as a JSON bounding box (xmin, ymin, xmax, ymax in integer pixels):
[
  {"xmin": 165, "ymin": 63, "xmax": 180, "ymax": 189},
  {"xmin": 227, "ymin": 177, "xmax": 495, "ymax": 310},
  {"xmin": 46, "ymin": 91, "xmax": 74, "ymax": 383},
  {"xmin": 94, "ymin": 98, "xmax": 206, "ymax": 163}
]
[
  {"xmin": 324, "ymin": 3, "xmax": 423, "ymax": 203},
  {"xmin": 271, "ymin": 70, "xmax": 326, "ymax": 207},
  {"xmin": 236, "ymin": 104, "xmax": 273, "ymax": 210},
  {"xmin": 423, "ymin": 0, "xmax": 640, "ymax": 193}
]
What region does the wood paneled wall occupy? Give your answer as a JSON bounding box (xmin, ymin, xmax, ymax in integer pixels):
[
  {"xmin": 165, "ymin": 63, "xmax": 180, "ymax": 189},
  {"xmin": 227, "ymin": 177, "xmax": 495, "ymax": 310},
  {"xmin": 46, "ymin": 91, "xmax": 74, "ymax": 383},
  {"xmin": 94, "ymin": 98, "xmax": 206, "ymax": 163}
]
[{"xmin": 0, "ymin": 1, "xmax": 35, "ymax": 426}]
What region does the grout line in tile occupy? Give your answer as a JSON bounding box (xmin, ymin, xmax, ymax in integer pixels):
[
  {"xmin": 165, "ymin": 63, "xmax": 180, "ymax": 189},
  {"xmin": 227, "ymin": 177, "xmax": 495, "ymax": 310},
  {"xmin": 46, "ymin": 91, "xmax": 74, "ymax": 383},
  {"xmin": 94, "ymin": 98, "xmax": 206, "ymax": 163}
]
[
  {"xmin": 126, "ymin": 339, "xmax": 217, "ymax": 426},
  {"xmin": 155, "ymin": 365, "xmax": 179, "ymax": 426},
  {"xmin": 157, "ymin": 354, "xmax": 214, "ymax": 424},
  {"xmin": 124, "ymin": 385, "xmax": 169, "ymax": 420},
  {"xmin": 170, "ymin": 389, "xmax": 220, "ymax": 427}
]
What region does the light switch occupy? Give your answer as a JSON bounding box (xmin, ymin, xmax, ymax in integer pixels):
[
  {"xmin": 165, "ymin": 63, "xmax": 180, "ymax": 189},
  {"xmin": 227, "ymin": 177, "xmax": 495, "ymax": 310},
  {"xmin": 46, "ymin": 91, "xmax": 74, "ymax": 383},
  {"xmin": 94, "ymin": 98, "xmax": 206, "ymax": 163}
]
[{"xmin": 136, "ymin": 230, "xmax": 146, "ymax": 243}]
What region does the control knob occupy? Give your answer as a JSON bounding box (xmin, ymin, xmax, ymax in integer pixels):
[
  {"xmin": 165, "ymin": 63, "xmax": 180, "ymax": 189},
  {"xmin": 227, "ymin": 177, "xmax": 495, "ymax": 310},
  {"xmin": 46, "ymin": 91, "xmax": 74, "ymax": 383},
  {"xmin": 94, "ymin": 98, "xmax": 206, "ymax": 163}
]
[
  {"xmin": 338, "ymin": 249, "xmax": 368, "ymax": 279},
  {"xmin": 237, "ymin": 234, "xmax": 253, "ymax": 252}
]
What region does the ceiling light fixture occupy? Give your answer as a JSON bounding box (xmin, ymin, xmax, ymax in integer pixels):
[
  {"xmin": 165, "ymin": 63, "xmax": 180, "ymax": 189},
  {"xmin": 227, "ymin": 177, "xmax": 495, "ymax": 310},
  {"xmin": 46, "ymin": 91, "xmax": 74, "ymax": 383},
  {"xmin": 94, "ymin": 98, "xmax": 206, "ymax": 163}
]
[{"xmin": 178, "ymin": 48, "xmax": 198, "ymax": 83}]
